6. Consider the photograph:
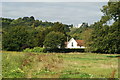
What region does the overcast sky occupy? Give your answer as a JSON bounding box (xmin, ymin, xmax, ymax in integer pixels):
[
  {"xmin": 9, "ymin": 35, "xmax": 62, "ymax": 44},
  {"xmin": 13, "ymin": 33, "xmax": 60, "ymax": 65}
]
[
  {"xmin": 1, "ymin": 0, "xmax": 109, "ymax": 2},
  {"xmin": 2, "ymin": 2, "xmax": 108, "ymax": 26}
]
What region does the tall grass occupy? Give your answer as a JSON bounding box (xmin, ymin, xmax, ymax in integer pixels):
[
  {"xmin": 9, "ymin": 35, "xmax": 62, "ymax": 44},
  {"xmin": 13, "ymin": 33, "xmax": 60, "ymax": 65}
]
[{"xmin": 2, "ymin": 51, "xmax": 119, "ymax": 78}]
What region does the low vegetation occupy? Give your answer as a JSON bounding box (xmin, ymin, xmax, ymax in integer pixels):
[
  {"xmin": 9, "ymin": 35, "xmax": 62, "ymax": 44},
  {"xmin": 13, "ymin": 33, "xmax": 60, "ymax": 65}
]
[
  {"xmin": 23, "ymin": 47, "xmax": 45, "ymax": 53},
  {"xmin": 2, "ymin": 51, "xmax": 119, "ymax": 78},
  {"xmin": 23, "ymin": 47, "xmax": 85, "ymax": 53}
]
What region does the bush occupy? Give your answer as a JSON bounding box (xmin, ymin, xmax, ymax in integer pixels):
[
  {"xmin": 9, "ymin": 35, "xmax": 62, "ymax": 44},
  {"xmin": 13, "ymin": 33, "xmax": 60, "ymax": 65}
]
[
  {"xmin": 23, "ymin": 47, "xmax": 45, "ymax": 53},
  {"xmin": 33, "ymin": 47, "xmax": 45, "ymax": 52},
  {"xmin": 23, "ymin": 48, "xmax": 32, "ymax": 52}
]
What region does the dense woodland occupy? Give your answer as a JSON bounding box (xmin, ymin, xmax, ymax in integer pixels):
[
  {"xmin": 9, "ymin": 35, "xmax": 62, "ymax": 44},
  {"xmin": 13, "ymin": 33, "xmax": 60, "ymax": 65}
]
[{"xmin": 1, "ymin": 1, "xmax": 120, "ymax": 53}]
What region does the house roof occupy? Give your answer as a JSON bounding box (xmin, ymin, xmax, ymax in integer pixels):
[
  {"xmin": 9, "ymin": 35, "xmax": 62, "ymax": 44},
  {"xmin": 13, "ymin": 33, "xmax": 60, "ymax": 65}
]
[{"xmin": 75, "ymin": 40, "xmax": 84, "ymax": 46}]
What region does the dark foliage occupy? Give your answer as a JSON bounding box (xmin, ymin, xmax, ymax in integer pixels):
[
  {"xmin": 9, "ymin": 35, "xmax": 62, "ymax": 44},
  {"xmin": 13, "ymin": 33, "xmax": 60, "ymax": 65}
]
[
  {"xmin": 44, "ymin": 48, "xmax": 85, "ymax": 53},
  {"xmin": 2, "ymin": 16, "xmax": 72, "ymax": 51}
]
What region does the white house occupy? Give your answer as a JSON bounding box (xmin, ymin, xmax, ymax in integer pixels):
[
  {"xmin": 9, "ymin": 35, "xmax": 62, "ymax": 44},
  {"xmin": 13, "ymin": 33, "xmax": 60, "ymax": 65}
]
[{"xmin": 65, "ymin": 38, "xmax": 85, "ymax": 48}]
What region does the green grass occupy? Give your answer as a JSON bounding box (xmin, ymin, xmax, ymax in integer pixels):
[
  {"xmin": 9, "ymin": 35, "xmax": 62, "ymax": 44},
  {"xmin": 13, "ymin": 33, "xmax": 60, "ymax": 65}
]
[{"xmin": 2, "ymin": 51, "xmax": 119, "ymax": 78}]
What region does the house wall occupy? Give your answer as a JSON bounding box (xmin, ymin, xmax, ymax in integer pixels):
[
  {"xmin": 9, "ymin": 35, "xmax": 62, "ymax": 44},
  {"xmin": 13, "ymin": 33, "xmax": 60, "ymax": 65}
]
[
  {"xmin": 67, "ymin": 38, "xmax": 80, "ymax": 48},
  {"xmin": 80, "ymin": 46, "xmax": 85, "ymax": 48},
  {"xmin": 66, "ymin": 38, "xmax": 85, "ymax": 48}
]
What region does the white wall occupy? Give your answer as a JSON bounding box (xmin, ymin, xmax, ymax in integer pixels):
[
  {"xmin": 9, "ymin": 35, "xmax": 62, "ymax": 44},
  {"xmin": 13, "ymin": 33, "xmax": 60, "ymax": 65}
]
[
  {"xmin": 66, "ymin": 38, "xmax": 85, "ymax": 48},
  {"xmin": 67, "ymin": 38, "xmax": 79, "ymax": 48},
  {"xmin": 80, "ymin": 46, "xmax": 85, "ymax": 48}
]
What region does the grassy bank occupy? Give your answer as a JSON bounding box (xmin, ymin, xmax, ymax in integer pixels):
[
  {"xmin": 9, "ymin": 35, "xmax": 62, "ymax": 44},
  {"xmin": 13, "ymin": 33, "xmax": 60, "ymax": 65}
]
[{"xmin": 2, "ymin": 51, "xmax": 119, "ymax": 78}]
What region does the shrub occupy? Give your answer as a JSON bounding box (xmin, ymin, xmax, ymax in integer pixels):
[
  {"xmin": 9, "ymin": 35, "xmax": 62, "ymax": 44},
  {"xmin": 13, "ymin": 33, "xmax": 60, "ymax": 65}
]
[
  {"xmin": 23, "ymin": 48, "xmax": 32, "ymax": 52},
  {"xmin": 32, "ymin": 47, "xmax": 45, "ymax": 52},
  {"xmin": 23, "ymin": 47, "xmax": 45, "ymax": 53}
]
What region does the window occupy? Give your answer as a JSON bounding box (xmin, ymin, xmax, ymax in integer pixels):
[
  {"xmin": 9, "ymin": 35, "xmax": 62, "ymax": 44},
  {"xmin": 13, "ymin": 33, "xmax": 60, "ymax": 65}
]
[{"xmin": 72, "ymin": 42, "xmax": 74, "ymax": 47}]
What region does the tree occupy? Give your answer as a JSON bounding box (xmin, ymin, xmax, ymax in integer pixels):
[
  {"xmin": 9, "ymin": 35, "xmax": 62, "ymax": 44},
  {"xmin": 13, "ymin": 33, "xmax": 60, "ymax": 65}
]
[
  {"xmin": 36, "ymin": 27, "xmax": 51, "ymax": 47},
  {"xmin": 101, "ymin": 1, "xmax": 120, "ymax": 22},
  {"xmin": 43, "ymin": 31, "xmax": 66, "ymax": 49},
  {"xmin": 30, "ymin": 16, "xmax": 35, "ymax": 21},
  {"xmin": 82, "ymin": 28, "xmax": 93, "ymax": 52},
  {"xmin": 3, "ymin": 26, "xmax": 28, "ymax": 51},
  {"xmin": 51, "ymin": 22, "xmax": 66, "ymax": 34},
  {"xmin": 86, "ymin": 1, "xmax": 120, "ymax": 53},
  {"xmin": 80, "ymin": 22, "xmax": 88, "ymax": 27},
  {"xmin": 67, "ymin": 23, "xmax": 90, "ymax": 40},
  {"xmin": 1, "ymin": 18, "xmax": 13, "ymax": 28},
  {"xmin": 26, "ymin": 27, "xmax": 38, "ymax": 48},
  {"xmin": 2, "ymin": 26, "xmax": 38, "ymax": 51}
]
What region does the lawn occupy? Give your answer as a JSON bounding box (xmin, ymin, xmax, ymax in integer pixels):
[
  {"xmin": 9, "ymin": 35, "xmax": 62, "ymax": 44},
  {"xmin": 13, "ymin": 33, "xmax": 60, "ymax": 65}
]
[{"xmin": 2, "ymin": 51, "xmax": 119, "ymax": 78}]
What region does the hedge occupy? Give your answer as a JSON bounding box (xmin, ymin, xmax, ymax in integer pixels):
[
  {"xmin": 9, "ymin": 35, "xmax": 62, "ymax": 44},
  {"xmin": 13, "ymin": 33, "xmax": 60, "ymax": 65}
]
[
  {"xmin": 45, "ymin": 48, "xmax": 85, "ymax": 53},
  {"xmin": 23, "ymin": 47, "xmax": 85, "ymax": 53}
]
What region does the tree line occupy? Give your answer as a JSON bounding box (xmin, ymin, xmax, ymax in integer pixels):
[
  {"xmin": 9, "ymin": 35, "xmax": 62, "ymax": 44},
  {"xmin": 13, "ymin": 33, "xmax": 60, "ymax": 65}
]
[
  {"xmin": 84, "ymin": 1, "xmax": 120, "ymax": 53},
  {"xmin": 1, "ymin": 16, "xmax": 73, "ymax": 51}
]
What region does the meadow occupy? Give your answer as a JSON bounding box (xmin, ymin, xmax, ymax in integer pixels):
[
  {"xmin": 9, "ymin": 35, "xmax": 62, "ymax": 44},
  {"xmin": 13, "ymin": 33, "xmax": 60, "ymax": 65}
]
[{"xmin": 2, "ymin": 51, "xmax": 119, "ymax": 78}]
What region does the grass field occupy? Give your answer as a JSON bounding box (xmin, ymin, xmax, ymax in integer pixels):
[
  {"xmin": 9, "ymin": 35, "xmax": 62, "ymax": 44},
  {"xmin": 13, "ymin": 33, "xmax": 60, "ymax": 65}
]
[{"xmin": 2, "ymin": 51, "xmax": 119, "ymax": 78}]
